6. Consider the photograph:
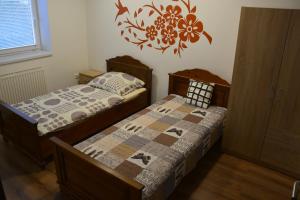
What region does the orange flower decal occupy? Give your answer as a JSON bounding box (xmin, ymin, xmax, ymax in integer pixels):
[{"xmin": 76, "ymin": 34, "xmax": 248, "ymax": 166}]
[
  {"xmin": 145, "ymin": 25, "xmax": 158, "ymax": 41},
  {"xmin": 161, "ymin": 25, "xmax": 178, "ymax": 45},
  {"xmin": 115, "ymin": 0, "xmax": 213, "ymax": 57},
  {"xmin": 154, "ymin": 16, "xmax": 166, "ymax": 30},
  {"xmin": 178, "ymin": 14, "xmax": 203, "ymax": 43},
  {"xmin": 163, "ymin": 5, "xmax": 183, "ymax": 27}
]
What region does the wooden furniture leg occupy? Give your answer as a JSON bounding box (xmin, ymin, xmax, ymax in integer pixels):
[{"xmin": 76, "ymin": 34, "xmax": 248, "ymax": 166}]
[{"xmin": 0, "ymin": 178, "xmax": 6, "ymax": 200}]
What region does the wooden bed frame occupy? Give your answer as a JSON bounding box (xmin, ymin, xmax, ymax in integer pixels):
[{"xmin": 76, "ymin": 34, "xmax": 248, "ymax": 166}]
[
  {"xmin": 168, "ymin": 68, "xmax": 230, "ymax": 107},
  {"xmin": 0, "ymin": 56, "xmax": 153, "ymax": 167},
  {"xmin": 51, "ymin": 68, "xmax": 230, "ymax": 200}
]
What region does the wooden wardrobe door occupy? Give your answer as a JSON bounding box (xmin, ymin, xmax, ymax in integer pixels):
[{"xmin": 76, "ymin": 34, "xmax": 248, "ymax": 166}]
[
  {"xmin": 261, "ymin": 10, "xmax": 300, "ymax": 178},
  {"xmin": 223, "ymin": 8, "xmax": 291, "ymax": 159}
]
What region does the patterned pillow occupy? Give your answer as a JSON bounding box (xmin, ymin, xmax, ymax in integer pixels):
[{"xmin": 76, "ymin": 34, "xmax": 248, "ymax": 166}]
[
  {"xmin": 88, "ymin": 72, "xmax": 145, "ymax": 96},
  {"xmin": 185, "ymin": 80, "xmax": 215, "ymax": 109}
]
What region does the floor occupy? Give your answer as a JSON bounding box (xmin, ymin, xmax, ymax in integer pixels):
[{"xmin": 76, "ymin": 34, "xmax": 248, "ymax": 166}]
[{"xmin": 0, "ymin": 137, "xmax": 295, "ymax": 200}]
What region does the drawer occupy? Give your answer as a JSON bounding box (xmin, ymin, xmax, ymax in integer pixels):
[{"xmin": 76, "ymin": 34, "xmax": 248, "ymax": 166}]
[{"xmin": 79, "ymin": 75, "xmax": 93, "ymax": 84}]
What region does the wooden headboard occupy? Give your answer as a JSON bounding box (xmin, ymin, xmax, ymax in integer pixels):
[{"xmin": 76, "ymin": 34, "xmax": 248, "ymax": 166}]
[
  {"xmin": 106, "ymin": 56, "xmax": 153, "ymax": 104},
  {"xmin": 168, "ymin": 69, "xmax": 230, "ymax": 108}
]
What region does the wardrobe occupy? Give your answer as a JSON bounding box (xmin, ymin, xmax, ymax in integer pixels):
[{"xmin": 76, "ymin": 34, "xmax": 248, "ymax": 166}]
[{"xmin": 223, "ymin": 7, "xmax": 300, "ymax": 178}]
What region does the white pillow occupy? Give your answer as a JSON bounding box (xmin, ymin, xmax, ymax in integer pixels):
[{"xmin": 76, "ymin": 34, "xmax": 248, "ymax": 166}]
[{"xmin": 88, "ymin": 72, "xmax": 145, "ymax": 96}]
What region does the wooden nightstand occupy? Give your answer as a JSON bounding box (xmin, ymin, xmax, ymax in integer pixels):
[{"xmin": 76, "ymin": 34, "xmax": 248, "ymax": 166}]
[{"xmin": 79, "ymin": 69, "xmax": 104, "ymax": 84}]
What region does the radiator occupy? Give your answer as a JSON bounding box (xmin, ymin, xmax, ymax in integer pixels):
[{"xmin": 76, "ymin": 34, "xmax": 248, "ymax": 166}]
[{"xmin": 0, "ymin": 67, "xmax": 47, "ymax": 104}]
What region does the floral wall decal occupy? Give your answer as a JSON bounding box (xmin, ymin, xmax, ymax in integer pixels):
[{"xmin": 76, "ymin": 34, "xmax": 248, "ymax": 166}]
[{"xmin": 115, "ymin": 0, "xmax": 212, "ymax": 57}]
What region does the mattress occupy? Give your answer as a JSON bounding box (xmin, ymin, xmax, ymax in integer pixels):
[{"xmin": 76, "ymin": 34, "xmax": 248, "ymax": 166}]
[
  {"xmin": 13, "ymin": 85, "xmax": 124, "ymax": 136},
  {"xmin": 75, "ymin": 94, "xmax": 227, "ymax": 199},
  {"xmin": 123, "ymin": 88, "xmax": 146, "ymax": 102}
]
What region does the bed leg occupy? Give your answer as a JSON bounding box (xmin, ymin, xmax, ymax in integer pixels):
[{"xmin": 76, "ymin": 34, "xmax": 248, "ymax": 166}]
[
  {"xmin": 36, "ymin": 158, "xmax": 48, "ymax": 169},
  {"xmin": 39, "ymin": 162, "xmax": 46, "ymax": 170}
]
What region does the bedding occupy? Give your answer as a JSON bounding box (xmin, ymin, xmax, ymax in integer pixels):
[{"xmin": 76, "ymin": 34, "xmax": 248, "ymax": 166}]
[
  {"xmin": 88, "ymin": 72, "xmax": 145, "ymax": 96},
  {"xmin": 75, "ymin": 94, "xmax": 227, "ymax": 199},
  {"xmin": 12, "ymin": 85, "xmax": 124, "ymax": 136}
]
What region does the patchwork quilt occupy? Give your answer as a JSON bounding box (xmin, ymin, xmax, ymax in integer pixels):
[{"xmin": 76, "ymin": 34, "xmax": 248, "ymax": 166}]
[
  {"xmin": 75, "ymin": 94, "xmax": 227, "ymax": 200},
  {"xmin": 13, "ymin": 85, "xmax": 124, "ymax": 136}
]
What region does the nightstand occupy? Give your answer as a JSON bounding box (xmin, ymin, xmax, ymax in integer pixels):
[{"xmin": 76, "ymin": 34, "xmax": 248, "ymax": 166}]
[{"xmin": 79, "ymin": 69, "xmax": 104, "ymax": 84}]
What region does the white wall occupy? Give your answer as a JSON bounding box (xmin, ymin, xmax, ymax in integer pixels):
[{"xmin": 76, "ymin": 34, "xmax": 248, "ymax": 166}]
[
  {"xmin": 86, "ymin": 0, "xmax": 300, "ymax": 101},
  {"xmin": 0, "ymin": 0, "xmax": 89, "ymax": 92},
  {"xmin": 1, "ymin": 0, "xmax": 299, "ymax": 101}
]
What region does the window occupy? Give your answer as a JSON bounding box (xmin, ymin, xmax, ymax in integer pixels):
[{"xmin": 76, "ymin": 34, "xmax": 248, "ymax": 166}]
[{"xmin": 0, "ymin": 0, "xmax": 51, "ymax": 65}]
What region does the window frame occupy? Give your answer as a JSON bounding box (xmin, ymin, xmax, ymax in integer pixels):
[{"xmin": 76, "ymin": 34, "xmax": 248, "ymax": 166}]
[{"xmin": 0, "ymin": 0, "xmax": 51, "ymax": 65}]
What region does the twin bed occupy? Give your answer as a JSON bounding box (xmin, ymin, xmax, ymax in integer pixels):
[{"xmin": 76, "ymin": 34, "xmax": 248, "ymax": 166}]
[
  {"xmin": 51, "ymin": 69, "xmax": 230, "ymax": 200},
  {"xmin": 0, "ymin": 56, "xmax": 153, "ymax": 166},
  {"xmin": 0, "ymin": 56, "xmax": 230, "ymax": 199}
]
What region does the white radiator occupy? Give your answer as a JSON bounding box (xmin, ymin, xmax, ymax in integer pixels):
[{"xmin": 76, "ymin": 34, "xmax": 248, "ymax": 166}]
[{"xmin": 0, "ymin": 67, "xmax": 47, "ymax": 104}]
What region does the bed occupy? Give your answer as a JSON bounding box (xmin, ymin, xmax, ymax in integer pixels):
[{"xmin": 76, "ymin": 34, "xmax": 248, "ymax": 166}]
[
  {"xmin": 0, "ymin": 56, "xmax": 153, "ymax": 167},
  {"xmin": 51, "ymin": 69, "xmax": 230, "ymax": 200}
]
